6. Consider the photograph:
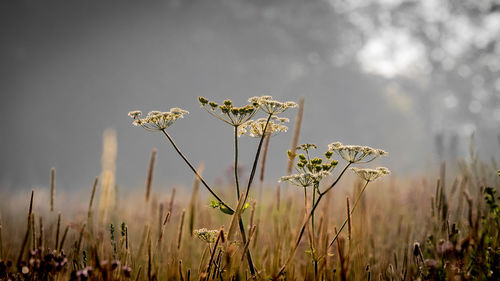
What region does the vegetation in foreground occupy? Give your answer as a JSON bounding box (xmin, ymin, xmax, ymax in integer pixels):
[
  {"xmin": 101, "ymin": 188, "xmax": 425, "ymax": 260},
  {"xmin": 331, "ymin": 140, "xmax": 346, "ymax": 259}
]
[{"xmin": 0, "ymin": 95, "xmax": 499, "ymax": 280}]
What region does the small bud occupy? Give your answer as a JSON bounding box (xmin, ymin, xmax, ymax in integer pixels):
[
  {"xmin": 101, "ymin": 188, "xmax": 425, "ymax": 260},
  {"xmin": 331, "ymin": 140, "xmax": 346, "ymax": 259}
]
[
  {"xmin": 209, "ymin": 102, "xmax": 218, "ymax": 109},
  {"xmin": 198, "ymin": 96, "xmax": 209, "ymax": 105}
]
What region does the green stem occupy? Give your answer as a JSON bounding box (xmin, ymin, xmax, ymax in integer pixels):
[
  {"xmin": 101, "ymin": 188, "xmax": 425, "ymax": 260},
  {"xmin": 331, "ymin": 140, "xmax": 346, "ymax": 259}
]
[
  {"xmin": 234, "ymin": 126, "xmax": 241, "ymax": 199},
  {"xmin": 328, "ymin": 180, "xmax": 370, "ymax": 248},
  {"xmin": 243, "ymin": 114, "xmax": 272, "ymax": 202},
  {"xmin": 160, "ymin": 129, "xmax": 233, "ymax": 213},
  {"xmin": 161, "ymin": 129, "xmax": 256, "ymax": 275},
  {"xmin": 320, "ymin": 162, "xmax": 352, "ymax": 196},
  {"xmin": 312, "ymin": 185, "xmax": 316, "ymax": 235},
  {"xmin": 277, "ymin": 162, "xmax": 351, "ymax": 277}
]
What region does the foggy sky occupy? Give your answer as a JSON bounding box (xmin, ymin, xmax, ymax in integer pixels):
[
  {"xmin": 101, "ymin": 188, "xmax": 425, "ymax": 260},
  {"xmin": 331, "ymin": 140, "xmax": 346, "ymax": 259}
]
[{"xmin": 1, "ymin": 0, "xmax": 493, "ymax": 192}]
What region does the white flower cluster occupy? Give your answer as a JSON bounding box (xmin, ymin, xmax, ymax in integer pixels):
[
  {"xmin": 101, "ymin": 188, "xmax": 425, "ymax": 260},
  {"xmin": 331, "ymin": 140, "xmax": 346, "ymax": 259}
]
[
  {"xmin": 328, "ymin": 142, "xmax": 387, "ymax": 163},
  {"xmin": 128, "ymin": 108, "xmax": 189, "ymax": 131},
  {"xmin": 350, "ymin": 167, "xmax": 390, "ymax": 182},
  {"xmin": 248, "ymin": 95, "xmax": 297, "ymax": 115},
  {"xmin": 279, "ymin": 170, "xmax": 331, "ymax": 188},
  {"xmin": 193, "ymin": 228, "xmax": 220, "ymax": 243},
  {"xmin": 239, "ymin": 116, "xmax": 289, "ymax": 138}
]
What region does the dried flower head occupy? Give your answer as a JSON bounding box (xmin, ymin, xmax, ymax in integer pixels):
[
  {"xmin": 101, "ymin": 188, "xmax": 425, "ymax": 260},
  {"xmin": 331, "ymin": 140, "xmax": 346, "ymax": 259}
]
[
  {"xmin": 248, "ymin": 95, "xmax": 297, "ymax": 115},
  {"xmin": 328, "ymin": 142, "xmax": 387, "ymax": 163},
  {"xmin": 128, "ymin": 108, "xmax": 188, "ymax": 131},
  {"xmin": 239, "ymin": 116, "xmax": 289, "ymax": 137},
  {"xmin": 193, "ymin": 228, "xmax": 220, "ymax": 243},
  {"xmin": 198, "ymin": 96, "xmax": 258, "ymax": 127},
  {"xmin": 350, "ymin": 167, "xmax": 390, "ymax": 182},
  {"xmin": 280, "ymin": 143, "xmax": 338, "ymax": 187}
]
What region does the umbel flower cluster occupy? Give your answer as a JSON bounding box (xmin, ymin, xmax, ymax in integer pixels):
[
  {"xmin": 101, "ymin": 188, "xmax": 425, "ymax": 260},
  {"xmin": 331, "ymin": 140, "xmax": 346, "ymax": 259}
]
[
  {"xmin": 281, "ymin": 142, "xmax": 390, "ymax": 188},
  {"xmin": 328, "ymin": 142, "xmax": 387, "ymax": 163},
  {"xmin": 248, "ymin": 95, "xmax": 297, "ymax": 114},
  {"xmin": 280, "ymin": 144, "xmax": 338, "ymax": 188},
  {"xmin": 198, "ymin": 97, "xmax": 258, "ymax": 126},
  {"xmin": 193, "ymin": 228, "xmax": 220, "ymax": 244},
  {"xmin": 128, "ymin": 108, "xmax": 189, "ymax": 131},
  {"xmin": 351, "ymin": 167, "xmax": 390, "ymax": 182},
  {"xmin": 239, "ymin": 116, "xmax": 289, "ymax": 138}
]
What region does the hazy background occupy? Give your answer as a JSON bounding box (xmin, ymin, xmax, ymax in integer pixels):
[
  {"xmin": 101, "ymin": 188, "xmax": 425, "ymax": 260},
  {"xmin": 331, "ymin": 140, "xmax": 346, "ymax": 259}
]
[{"xmin": 1, "ymin": 0, "xmax": 499, "ymax": 192}]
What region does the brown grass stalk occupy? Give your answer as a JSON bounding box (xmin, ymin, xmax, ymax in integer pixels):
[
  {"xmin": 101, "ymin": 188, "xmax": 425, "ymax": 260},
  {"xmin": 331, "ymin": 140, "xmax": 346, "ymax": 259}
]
[
  {"xmin": 145, "ymin": 148, "xmax": 157, "ymax": 203},
  {"xmin": 50, "ymin": 168, "xmax": 55, "ymax": 212},
  {"xmin": 17, "ymin": 190, "xmax": 34, "ymax": 266},
  {"xmin": 177, "ymin": 209, "xmax": 185, "ymax": 250},
  {"xmin": 286, "ymin": 97, "xmax": 304, "ymax": 175}
]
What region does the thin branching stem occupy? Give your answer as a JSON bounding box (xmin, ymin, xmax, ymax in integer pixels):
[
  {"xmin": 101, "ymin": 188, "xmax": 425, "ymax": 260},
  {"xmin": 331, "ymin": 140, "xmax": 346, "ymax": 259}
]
[
  {"xmin": 329, "ymin": 180, "xmax": 370, "ymax": 248},
  {"xmin": 277, "ymin": 162, "xmax": 352, "ymax": 277},
  {"xmin": 243, "ymin": 114, "xmax": 272, "ymax": 202},
  {"xmin": 234, "ymin": 126, "xmax": 241, "ymax": 199},
  {"xmin": 160, "ymin": 129, "xmax": 233, "ymax": 213}
]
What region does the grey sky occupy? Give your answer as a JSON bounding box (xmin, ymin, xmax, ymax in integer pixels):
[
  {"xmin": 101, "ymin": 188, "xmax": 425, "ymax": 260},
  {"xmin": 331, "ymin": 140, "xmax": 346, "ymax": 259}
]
[{"xmin": 1, "ymin": 0, "xmax": 498, "ymax": 192}]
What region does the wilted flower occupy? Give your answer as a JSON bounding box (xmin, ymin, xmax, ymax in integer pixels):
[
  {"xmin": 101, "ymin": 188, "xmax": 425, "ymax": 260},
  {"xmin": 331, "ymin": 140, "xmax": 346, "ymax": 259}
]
[
  {"xmin": 328, "ymin": 142, "xmax": 387, "ymax": 163},
  {"xmin": 239, "ymin": 116, "xmax": 289, "ymax": 137},
  {"xmin": 198, "ymin": 97, "xmax": 258, "ymax": 127},
  {"xmin": 194, "ymin": 228, "xmax": 220, "ymax": 243},
  {"xmin": 248, "ymin": 95, "xmax": 297, "ymax": 115},
  {"xmin": 350, "ymin": 167, "xmax": 390, "ymax": 182},
  {"xmin": 128, "ymin": 108, "xmax": 189, "ymax": 131}
]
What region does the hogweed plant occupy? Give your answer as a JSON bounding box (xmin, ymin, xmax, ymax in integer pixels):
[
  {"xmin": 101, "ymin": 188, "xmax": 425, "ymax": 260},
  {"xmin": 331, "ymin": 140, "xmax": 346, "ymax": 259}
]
[
  {"xmin": 129, "ymin": 95, "xmax": 297, "ymax": 277},
  {"xmin": 277, "ymin": 142, "xmax": 389, "ymax": 278}
]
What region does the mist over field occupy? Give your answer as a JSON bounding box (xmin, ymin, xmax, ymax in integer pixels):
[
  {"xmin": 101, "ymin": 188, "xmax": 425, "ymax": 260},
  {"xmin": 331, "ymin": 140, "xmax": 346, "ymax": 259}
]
[{"xmin": 1, "ymin": 0, "xmax": 499, "ymax": 191}]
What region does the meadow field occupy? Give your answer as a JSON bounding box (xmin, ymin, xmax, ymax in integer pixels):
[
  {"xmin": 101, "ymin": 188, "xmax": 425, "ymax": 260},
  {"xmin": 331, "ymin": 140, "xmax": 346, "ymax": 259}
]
[{"xmin": 0, "ymin": 96, "xmax": 499, "ymax": 281}]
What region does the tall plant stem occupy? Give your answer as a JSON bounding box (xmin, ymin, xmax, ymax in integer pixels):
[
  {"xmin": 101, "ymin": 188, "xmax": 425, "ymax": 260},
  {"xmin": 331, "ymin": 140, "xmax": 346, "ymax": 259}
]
[
  {"xmin": 160, "ymin": 130, "xmax": 233, "ymax": 213},
  {"xmin": 277, "ymin": 162, "xmax": 352, "ymax": 277},
  {"xmin": 243, "ymin": 114, "xmax": 272, "ymax": 202},
  {"xmin": 160, "ymin": 129, "xmax": 256, "ymax": 276},
  {"xmin": 328, "ymin": 180, "xmax": 369, "ymax": 247},
  {"xmin": 234, "ymin": 126, "xmax": 241, "ymax": 199}
]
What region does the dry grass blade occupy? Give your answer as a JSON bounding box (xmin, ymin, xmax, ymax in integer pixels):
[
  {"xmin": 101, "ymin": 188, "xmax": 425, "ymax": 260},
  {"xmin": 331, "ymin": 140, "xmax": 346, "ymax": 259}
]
[
  {"xmin": 50, "ymin": 168, "xmax": 55, "ymax": 212},
  {"xmin": 58, "ymin": 225, "xmax": 69, "ymax": 252},
  {"xmin": 286, "ymin": 97, "xmax": 304, "ymax": 175},
  {"xmin": 346, "ymin": 197, "xmax": 351, "ymax": 241},
  {"xmin": 177, "ymin": 209, "xmax": 185, "ymax": 250},
  {"xmin": 17, "ymin": 190, "xmax": 34, "ymax": 266},
  {"xmin": 145, "ymin": 148, "xmax": 157, "ymax": 202}
]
